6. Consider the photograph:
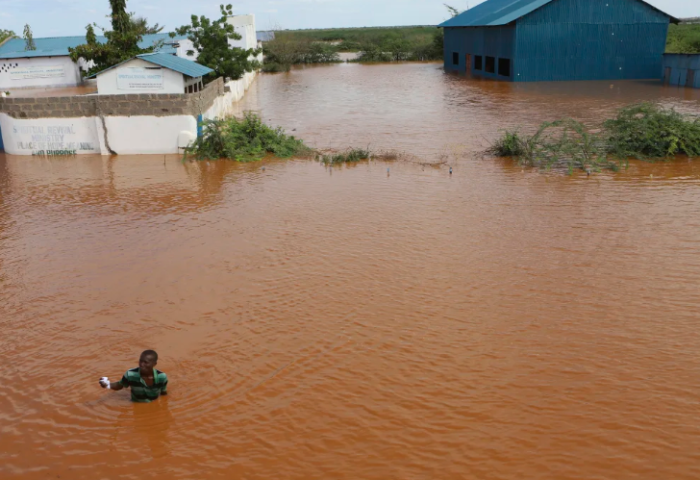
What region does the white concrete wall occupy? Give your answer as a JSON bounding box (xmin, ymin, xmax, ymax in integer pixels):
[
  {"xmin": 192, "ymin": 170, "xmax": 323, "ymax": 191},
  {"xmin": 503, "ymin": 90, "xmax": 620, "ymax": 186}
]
[
  {"xmin": 103, "ymin": 115, "xmax": 197, "ymax": 154},
  {"xmin": 0, "ymin": 112, "xmax": 101, "ymax": 155},
  {"xmin": 0, "ymin": 56, "xmax": 83, "ymax": 90},
  {"xmin": 0, "ymin": 111, "xmax": 198, "ymax": 156},
  {"xmin": 96, "ymin": 58, "xmax": 185, "ymax": 95},
  {"xmin": 202, "ymin": 70, "xmax": 257, "ymax": 120}
]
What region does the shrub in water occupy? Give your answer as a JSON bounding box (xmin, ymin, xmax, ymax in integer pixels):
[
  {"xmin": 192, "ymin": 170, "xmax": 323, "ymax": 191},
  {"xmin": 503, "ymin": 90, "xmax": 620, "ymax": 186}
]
[
  {"xmin": 488, "ymin": 103, "xmax": 700, "ymax": 173},
  {"xmin": 320, "ymin": 148, "xmax": 371, "ymax": 165},
  {"xmin": 604, "ymin": 103, "xmax": 700, "ymax": 159},
  {"xmin": 185, "ymin": 112, "xmax": 310, "ymax": 162}
]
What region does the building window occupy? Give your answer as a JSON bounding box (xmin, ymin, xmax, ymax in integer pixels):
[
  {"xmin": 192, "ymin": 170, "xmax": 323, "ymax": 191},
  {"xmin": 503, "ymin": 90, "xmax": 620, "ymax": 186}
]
[
  {"xmin": 474, "ymin": 56, "xmax": 483, "ymax": 71},
  {"xmin": 498, "ymin": 58, "xmax": 511, "ymax": 77},
  {"xmin": 452, "ymin": 52, "xmax": 459, "ymax": 66},
  {"xmin": 485, "ymin": 56, "xmax": 495, "ymax": 74}
]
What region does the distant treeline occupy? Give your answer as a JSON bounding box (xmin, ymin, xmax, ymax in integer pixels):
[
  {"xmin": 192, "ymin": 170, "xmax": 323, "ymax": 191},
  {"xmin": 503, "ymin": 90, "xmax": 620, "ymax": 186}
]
[{"xmin": 262, "ymin": 26, "xmax": 443, "ymax": 71}]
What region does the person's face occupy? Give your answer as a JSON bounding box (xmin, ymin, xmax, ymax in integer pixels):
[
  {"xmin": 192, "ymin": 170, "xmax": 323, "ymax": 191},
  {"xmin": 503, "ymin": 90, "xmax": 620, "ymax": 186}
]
[{"xmin": 139, "ymin": 354, "xmax": 157, "ymax": 375}]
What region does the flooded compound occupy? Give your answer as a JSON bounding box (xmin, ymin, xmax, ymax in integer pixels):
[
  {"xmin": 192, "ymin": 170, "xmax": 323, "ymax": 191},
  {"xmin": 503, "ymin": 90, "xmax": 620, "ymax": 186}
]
[{"xmin": 2, "ymin": 62, "xmax": 700, "ymax": 480}]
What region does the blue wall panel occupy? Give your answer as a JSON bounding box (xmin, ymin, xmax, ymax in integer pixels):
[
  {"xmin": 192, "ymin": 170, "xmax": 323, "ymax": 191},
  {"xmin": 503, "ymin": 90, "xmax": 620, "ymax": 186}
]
[
  {"xmin": 662, "ymin": 54, "xmax": 700, "ymax": 88},
  {"xmin": 444, "ymin": 26, "xmax": 515, "ymax": 80}
]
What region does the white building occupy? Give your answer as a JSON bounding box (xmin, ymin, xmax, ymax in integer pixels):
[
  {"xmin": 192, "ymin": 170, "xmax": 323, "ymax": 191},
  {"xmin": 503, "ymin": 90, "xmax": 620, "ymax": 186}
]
[
  {"xmin": 0, "ymin": 14, "xmax": 260, "ymax": 92},
  {"xmin": 89, "ymin": 53, "xmax": 213, "ymax": 95},
  {"xmin": 0, "ymin": 33, "xmax": 187, "ymax": 91}
]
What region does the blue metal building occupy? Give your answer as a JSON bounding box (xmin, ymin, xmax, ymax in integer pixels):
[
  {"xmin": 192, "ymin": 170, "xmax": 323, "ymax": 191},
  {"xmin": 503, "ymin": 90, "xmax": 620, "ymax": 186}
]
[{"xmin": 439, "ymin": 0, "xmax": 678, "ymax": 82}]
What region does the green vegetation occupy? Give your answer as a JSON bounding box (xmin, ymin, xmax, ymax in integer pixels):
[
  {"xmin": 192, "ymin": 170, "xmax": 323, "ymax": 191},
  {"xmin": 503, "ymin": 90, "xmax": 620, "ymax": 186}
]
[
  {"xmin": 23, "ymin": 24, "xmax": 35, "ymax": 51},
  {"xmin": 0, "ymin": 29, "xmax": 14, "ymax": 44},
  {"xmin": 666, "ymin": 23, "xmax": 700, "ymax": 53},
  {"xmin": 174, "ymin": 4, "xmax": 260, "ymax": 82},
  {"xmin": 185, "ymin": 115, "xmax": 381, "ymax": 165},
  {"xmin": 319, "ymin": 148, "xmax": 371, "ymax": 165},
  {"xmin": 488, "ymin": 104, "xmax": 700, "ymax": 174},
  {"xmin": 262, "ymin": 39, "xmax": 340, "ymax": 72},
  {"xmin": 69, "ymin": 0, "xmax": 160, "ymax": 76},
  {"xmin": 267, "ymin": 26, "xmax": 444, "ymax": 65},
  {"xmin": 185, "ymin": 112, "xmax": 311, "ymax": 161}
]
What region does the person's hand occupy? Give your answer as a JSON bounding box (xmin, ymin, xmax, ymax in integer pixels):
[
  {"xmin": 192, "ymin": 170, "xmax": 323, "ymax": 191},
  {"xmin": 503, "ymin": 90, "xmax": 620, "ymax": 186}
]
[{"xmin": 99, "ymin": 377, "xmax": 110, "ymax": 389}]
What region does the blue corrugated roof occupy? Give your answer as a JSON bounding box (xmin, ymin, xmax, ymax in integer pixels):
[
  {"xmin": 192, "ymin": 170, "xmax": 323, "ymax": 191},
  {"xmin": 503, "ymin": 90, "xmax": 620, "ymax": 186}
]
[
  {"xmin": 86, "ymin": 52, "xmax": 213, "ymax": 79},
  {"xmin": 0, "ymin": 33, "xmax": 188, "ymax": 59},
  {"xmin": 134, "ymin": 53, "xmax": 213, "ymax": 77},
  {"xmin": 438, "ymin": 0, "xmax": 678, "ymax": 27}
]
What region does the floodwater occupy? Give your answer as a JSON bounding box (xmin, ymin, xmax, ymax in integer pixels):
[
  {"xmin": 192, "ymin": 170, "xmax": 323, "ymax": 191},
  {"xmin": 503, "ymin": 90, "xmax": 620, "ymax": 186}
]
[{"xmin": 2, "ymin": 63, "xmax": 700, "ymax": 480}]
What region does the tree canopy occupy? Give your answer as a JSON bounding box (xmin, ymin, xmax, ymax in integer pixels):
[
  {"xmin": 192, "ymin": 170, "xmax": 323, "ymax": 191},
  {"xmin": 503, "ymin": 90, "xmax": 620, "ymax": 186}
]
[
  {"xmin": 69, "ymin": 0, "xmax": 160, "ymax": 76},
  {"xmin": 174, "ymin": 4, "xmax": 260, "ymax": 82},
  {"xmin": 0, "ymin": 29, "xmax": 15, "ymax": 44},
  {"xmin": 23, "ymin": 24, "xmax": 36, "ymax": 51}
]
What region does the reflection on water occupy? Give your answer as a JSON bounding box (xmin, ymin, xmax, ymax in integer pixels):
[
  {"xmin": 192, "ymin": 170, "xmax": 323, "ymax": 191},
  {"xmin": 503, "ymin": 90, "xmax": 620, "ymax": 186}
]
[{"xmin": 2, "ymin": 63, "xmax": 700, "ymax": 480}]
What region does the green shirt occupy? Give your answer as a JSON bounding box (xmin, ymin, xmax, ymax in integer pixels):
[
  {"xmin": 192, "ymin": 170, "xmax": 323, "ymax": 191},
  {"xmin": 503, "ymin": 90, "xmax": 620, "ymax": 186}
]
[{"xmin": 118, "ymin": 367, "xmax": 168, "ymax": 403}]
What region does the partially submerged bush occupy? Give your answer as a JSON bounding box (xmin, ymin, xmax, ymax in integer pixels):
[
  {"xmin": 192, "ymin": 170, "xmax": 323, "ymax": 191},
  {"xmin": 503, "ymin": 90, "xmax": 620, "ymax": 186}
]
[
  {"xmin": 185, "ymin": 112, "xmax": 311, "ymax": 162},
  {"xmin": 320, "ymin": 148, "xmax": 371, "ymax": 165},
  {"xmin": 604, "ymin": 103, "xmax": 700, "ymax": 159},
  {"xmin": 261, "ymin": 62, "xmax": 291, "ymax": 73},
  {"xmin": 488, "ymin": 103, "xmax": 700, "ymax": 173}
]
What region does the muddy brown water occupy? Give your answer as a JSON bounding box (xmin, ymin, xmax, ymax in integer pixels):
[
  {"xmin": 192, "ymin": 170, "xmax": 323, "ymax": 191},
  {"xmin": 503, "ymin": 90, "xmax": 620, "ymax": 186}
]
[{"xmin": 2, "ymin": 63, "xmax": 700, "ymax": 480}]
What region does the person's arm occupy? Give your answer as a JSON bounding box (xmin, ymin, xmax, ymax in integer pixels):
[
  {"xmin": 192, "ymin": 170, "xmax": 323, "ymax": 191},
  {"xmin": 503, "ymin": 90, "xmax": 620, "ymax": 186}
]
[
  {"xmin": 160, "ymin": 376, "xmax": 168, "ymax": 396},
  {"xmin": 99, "ymin": 375, "xmax": 128, "ymax": 391}
]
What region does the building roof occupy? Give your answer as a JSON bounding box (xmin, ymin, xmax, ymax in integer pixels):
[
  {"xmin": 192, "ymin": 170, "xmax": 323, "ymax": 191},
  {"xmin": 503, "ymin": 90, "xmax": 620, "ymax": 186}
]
[
  {"xmin": 256, "ymin": 31, "xmax": 276, "ymax": 42},
  {"xmin": 0, "ymin": 33, "xmax": 188, "ymax": 59},
  {"xmin": 134, "ymin": 53, "xmax": 214, "ymax": 78},
  {"xmin": 438, "ymin": 0, "xmax": 679, "ymax": 27},
  {"xmin": 86, "ymin": 52, "xmax": 214, "ymax": 79}
]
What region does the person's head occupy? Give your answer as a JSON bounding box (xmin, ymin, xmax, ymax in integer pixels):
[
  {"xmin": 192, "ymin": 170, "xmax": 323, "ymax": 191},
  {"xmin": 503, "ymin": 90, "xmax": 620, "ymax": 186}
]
[{"xmin": 139, "ymin": 350, "xmax": 158, "ymax": 375}]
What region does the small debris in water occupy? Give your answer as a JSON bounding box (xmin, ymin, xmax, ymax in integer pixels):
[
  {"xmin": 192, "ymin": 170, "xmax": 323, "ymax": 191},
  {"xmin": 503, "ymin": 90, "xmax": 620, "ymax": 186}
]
[{"xmin": 449, "ymin": 167, "xmax": 453, "ymax": 175}]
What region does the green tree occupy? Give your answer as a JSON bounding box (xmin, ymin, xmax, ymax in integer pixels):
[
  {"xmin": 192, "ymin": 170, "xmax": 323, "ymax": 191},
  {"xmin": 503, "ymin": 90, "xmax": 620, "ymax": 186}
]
[
  {"xmin": 85, "ymin": 24, "xmax": 98, "ymax": 46},
  {"xmin": 174, "ymin": 4, "xmax": 260, "ymax": 82},
  {"xmin": 130, "ymin": 13, "xmax": 164, "ymax": 35},
  {"xmin": 0, "ymin": 29, "xmax": 15, "ymax": 44},
  {"xmin": 69, "ymin": 0, "xmax": 158, "ymax": 76},
  {"xmin": 23, "ymin": 24, "xmax": 36, "ymax": 51},
  {"xmin": 444, "ymin": 4, "xmax": 461, "ymax": 18}
]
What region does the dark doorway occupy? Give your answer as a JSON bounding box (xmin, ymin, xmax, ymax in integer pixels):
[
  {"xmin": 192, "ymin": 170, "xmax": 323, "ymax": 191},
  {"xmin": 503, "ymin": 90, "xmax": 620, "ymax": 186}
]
[
  {"xmin": 687, "ymin": 69, "xmax": 696, "ymax": 88},
  {"xmin": 485, "ymin": 56, "xmax": 495, "ymax": 74},
  {"xmin": 474, "ymin": 56, "xmax": 483, "ymax": 71},
  {"xmin": 498, "ymin": 58, "xmax": 511, "ymax": 77},
  {"xmin": 452, "ymin": 52, "xmax": 459, "ymax": 66},
  {"xmin": 664, "ymin": 67, "xmax": 671, "ymax": 85}
]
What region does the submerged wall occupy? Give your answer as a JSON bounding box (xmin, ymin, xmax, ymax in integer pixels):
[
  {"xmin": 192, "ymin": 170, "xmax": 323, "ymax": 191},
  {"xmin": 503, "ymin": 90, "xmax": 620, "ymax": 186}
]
[
  {"xmin": 663, "ymin": 54, "xmax": 700, "ymax": 88},
  {"xmin": 0, "ymin": 72, "xmax": 257, "ymax": 155}
]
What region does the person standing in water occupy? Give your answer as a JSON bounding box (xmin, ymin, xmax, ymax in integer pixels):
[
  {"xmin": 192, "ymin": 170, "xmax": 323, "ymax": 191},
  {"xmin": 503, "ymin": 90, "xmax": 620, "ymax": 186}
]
[{"xmin": 99, "ymin": 350, "xmax": 168, "ymax": 403}]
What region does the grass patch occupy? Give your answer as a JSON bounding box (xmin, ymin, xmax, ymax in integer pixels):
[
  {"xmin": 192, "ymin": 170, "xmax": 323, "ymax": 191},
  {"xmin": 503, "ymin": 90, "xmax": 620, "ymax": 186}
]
[
  {"xmin": 185, "ymin": 112, "xmax": 311, "ymax": 162},
  {"xmin": 487, "ymin": 103, "xmax": 700, "ymax": 174}
]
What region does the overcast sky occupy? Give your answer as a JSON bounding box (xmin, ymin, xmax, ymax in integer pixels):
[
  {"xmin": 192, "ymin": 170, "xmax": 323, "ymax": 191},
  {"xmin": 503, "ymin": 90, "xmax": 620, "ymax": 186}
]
[{"xmin": 0, "ymin": 0, "xmax": 698, "ymax": 38}]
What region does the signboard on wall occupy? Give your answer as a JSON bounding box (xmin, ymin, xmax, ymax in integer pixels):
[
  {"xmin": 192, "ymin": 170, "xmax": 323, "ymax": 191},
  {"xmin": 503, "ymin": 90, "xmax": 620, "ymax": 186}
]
[
  {"xmin": 10, "ymin": 65, "xmax": 65, "ymax": 80},
  {"xmin": 116, "ymin": 67, "xmax": 164, "ymax": 90},
  {"xmin": 9, "ymin": 123, "xmax": 98, "ymax": 156}
]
